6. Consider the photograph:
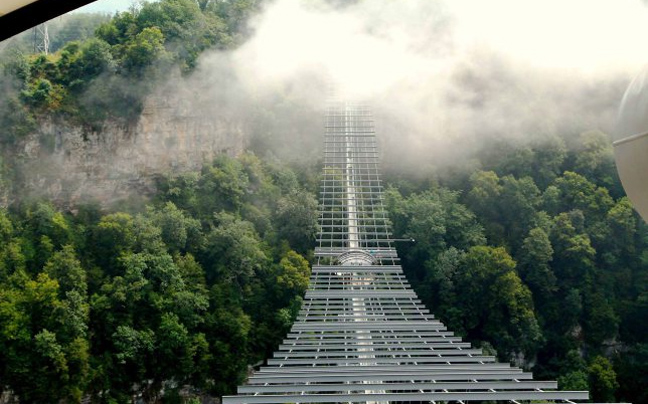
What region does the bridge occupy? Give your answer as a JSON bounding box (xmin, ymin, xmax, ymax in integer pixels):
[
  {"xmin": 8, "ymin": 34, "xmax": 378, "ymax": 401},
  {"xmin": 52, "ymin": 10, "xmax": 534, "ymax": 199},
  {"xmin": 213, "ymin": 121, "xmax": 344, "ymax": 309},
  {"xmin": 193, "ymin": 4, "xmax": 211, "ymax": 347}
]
[{"xmin": 223, "ymin": 97, "xmax": 606, "ymax": 404}]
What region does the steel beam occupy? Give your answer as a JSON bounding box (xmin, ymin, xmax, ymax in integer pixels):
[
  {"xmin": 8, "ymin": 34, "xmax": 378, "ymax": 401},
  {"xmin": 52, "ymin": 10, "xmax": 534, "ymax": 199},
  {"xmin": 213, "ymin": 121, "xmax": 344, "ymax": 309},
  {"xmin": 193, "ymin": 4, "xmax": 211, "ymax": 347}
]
[{"xmin": 222, "ymin": 390, "xmax": 589, "ymax": 404}]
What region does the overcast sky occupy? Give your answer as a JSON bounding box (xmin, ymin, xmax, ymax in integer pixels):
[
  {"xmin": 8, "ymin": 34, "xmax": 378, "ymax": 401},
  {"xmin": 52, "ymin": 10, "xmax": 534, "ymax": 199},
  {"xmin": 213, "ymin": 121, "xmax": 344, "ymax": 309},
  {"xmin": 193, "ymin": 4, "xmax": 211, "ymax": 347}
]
[{"xmin": 74, "ymin": 0, "xmax": 143, "ymax": 14}]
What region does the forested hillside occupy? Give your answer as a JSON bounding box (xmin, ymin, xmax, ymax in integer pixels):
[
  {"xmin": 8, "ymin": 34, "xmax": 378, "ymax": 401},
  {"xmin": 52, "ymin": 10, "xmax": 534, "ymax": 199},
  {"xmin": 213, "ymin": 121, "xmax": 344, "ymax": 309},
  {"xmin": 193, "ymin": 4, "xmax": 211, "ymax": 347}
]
[
  {"xmin": 0, "ymin": 0, "xmax": 255, "ymax": 136},
  {"xmin": 385, "ymin": 131, "xmax": 648, "ymax": 403},
  {"xmin": 0, "ymin": 153, "xmax": 320, "ymax": 402},
  {"xmin": 0, "ymin": 0, "xmax": 647, "ymax": 403}
]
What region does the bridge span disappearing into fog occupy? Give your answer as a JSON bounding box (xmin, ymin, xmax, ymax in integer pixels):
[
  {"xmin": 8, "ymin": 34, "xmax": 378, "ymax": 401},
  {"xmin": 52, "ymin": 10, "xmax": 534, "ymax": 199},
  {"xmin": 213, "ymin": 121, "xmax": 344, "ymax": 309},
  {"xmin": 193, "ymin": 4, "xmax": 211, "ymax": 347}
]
[{"xmin": 223, "ymin": 95, "xmax": 621, "ymax": 404}]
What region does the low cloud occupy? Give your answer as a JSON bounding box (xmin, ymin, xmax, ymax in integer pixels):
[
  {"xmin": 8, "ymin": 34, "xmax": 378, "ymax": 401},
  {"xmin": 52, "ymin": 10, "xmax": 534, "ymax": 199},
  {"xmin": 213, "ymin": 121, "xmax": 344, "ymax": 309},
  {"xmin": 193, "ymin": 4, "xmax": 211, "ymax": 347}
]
[
  {"xmin": 180, "ymin": 0, "xmax": 648, "ymax": 171},
  {"xmin": 24, "ymin": 0, "xmax": 646, "ymax": 205}
]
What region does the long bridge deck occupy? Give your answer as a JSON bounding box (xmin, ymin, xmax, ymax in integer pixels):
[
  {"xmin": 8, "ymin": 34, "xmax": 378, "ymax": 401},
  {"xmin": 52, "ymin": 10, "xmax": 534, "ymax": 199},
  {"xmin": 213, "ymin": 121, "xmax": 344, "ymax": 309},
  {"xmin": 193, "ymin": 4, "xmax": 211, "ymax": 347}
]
[{"xmin": 222, "ymin": 98, "xmax": 617, "ymax": 403}]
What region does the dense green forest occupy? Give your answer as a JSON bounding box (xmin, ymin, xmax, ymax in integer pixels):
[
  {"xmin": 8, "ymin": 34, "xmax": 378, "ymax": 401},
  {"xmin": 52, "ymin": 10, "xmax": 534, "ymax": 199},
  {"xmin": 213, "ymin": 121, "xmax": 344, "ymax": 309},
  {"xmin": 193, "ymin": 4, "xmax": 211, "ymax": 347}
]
[
  {"xmin": 0, "ymin": 152, "xmax": 319, "ymax": 402},
  {"xmin": 1, "ymin": 0, "xmax": 647, "ymax": 402},
  {"xmin": 386, "ymin": 131, "xmax": 648, "ymax": 403}
]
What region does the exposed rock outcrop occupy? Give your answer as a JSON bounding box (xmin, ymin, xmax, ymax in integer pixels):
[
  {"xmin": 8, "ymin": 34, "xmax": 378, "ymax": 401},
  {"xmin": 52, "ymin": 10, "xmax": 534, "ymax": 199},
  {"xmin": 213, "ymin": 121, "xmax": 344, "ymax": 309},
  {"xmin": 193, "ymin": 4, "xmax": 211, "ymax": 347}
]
[{"xmin": 12, "ymin": 94, "xmax": 247, "ymax": 208}]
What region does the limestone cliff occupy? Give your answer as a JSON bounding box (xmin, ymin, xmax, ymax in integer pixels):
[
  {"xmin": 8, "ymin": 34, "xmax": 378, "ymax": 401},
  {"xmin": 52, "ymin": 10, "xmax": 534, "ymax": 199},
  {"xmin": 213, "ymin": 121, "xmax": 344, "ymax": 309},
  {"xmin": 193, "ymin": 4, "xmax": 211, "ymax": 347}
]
[{"xmin": 12, "ymin": 94, "xmax": 247, "ymax": 208}]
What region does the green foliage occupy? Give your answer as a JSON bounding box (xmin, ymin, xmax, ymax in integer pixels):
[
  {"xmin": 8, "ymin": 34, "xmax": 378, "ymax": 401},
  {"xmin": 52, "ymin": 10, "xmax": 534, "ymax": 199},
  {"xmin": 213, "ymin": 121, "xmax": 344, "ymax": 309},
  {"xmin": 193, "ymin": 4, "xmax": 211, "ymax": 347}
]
[
  {"xmin": 0, "ymin": 0, "xmax": 248, "ymax": 130},
  {"xmin": 446, "ymin": 246, "xmax": 542, "ymax": 358},
  {"xmin": 588, "ymin": 356, "xmax": 619, "ymax": 402},
  {"xmin": 122, "ymin": 27, "xmax": 168, "ymax": 73},
  {"xmin": 0, "ymin": 3, "xmax": 645, "ymax": 400},
  {"xmin": 519, "ymin": 227, "xmax": 556, "ymax": 297},
  {"xmin": 276, "ymin": 250, "xmax": 310, "ymax": 299},
  {"xmin": 571, "ymin": 131, "xmax": 618, "ymax": 191},
  {"xmin": 559, "ymin": 370, "xmax": 589, "ymax": 391},
  {"xmin": 44, "ymin": 245, "xmax": 87, "ymax": 295},
  {"xmin": 200, "ymin": 156, "xmax": 249, "ymax": 214},
  {"xmin": 0, "ymin": 209, "xmax": 12, "ymax": 243},
  {"xmin": 0, "ymin": 152, "xmax": 320, "ymax": 400},
  {"xmin": 0, "ymin": 271, "xmax": 90, "ymax": 402},
  {"xmin": 387, "ymin": 186, "xmax": 485, "ymax": 282},
  {"xmin": 615, "ymin": 343, "xmax": 648, "ymax": 403},
  {"xmin": 55, "ymin": 38, "xmax": 115, "ymax": 92},
  {"xmin": 466, "ymin": 171, "xmax": 544, "ymax": 249},
  {"xmin": 275, "ymin": 190, "xmax": 319, "ymax": 253},
  {"xmin": 147, "ymin": 202, "xmax": 202, "ymax": 253},
  {"xmin": 0, "ymin": 53, "xmax": 36, "ymax": 145},
  {"xmin": 390, "ymin": 130, "xmax": 648, "ymax": 401},
  {"xmin": 202, "ymin": 211, "xmax": 268, "ymax": 286},
  {"xmin": 21, "ymin": 77, "xmax": 62, "ymax": 109}
]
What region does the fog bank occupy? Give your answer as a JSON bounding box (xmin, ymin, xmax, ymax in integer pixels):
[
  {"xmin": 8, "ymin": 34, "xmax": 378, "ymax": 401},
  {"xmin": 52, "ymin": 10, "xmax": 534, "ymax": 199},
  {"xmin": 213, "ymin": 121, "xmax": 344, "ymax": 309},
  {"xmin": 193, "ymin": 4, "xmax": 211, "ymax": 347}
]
[{"xmin": 181, "ymin": 0, "xmax": 648, "ymax": 171}]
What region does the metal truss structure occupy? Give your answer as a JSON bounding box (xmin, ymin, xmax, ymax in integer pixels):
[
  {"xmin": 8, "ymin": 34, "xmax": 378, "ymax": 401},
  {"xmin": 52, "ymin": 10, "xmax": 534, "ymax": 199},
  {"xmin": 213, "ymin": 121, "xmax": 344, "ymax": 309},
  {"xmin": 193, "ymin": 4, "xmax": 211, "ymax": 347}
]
[
  {"xmin": 223, "ymin": 98, "xmax": 613, "ymax": 404},
  {"xmin": 32, "ymin": 23, "xmax": 49, "ymax": 55}
]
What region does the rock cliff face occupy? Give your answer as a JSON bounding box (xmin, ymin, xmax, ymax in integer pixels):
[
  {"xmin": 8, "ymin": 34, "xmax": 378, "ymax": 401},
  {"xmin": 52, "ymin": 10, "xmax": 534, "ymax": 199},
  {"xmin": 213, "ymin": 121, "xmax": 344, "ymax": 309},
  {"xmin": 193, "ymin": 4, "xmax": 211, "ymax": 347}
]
[{"xmin": 13, "ymin": 94, "xmax": 247, "ymax": 208}]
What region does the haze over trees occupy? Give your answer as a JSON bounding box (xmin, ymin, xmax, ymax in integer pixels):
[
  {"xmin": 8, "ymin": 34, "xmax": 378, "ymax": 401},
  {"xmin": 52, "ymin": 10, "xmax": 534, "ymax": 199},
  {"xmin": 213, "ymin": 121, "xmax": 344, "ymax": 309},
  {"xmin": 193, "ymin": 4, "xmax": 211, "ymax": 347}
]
[
  {"xmin": 0, "ymin": 0, "xmax": 252, "ymax": 134},
  {"xmin": 0, "ymin": 0, "xmax": 647, "ymax": 403},
  {"xmin": 385, "ymin": 132, "xmax": 648, "ymax": 403}
]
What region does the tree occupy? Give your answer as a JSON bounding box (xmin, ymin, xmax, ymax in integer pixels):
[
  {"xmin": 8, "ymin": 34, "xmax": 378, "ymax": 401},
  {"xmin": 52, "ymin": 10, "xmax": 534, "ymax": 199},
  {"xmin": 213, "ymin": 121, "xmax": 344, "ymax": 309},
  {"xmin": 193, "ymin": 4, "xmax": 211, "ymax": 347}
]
[
  {"xmin": 24, "ymin": 202, "xmax": 73, "ymax": 249},
  {"xmin": 89, "ymin": 248, "xmax": 209, "ymax": 400},
  {"xmin": 91, "ymin": 212, "xmax": 136, "ymax": 271},
  {"xmin": 601, "ymin": 197, "xmax": 637, "ymax": 268},
  {"xmin": 206, "ymin": 301, "xmax": 251, "ymax": 395},
  {"xmin": 21, "ymin": 78, "xmax": 63, "ymax": 109},
  {"xmin": 0, "ymin": 209, "xmax": 13, "ymax": 244},
  {"xmin": 572, "ymin": 131, "xmax": 617, "ymax": 191},
  {"xmin": 387, "ymin": 186, "xmax": 448, "ymax": 269},
  {"xmin": 421, "ymin": 247, "xmax": 463, "ymax": 324},
  {"xmin": 275, "ymin": 190, "xmax": 319, "ymax": 253},
  {"xmin": 198, "ymin": 156, "xmax": 249, "ymax": 215},
  {"xmin": 582, "ymin": 291, "xmax": 619, "ymax": 346},
  {"xmin": 42, "ymin": 245, "xmax": 91, "ymax": 394},
  {"xmin": 388, "ymin": 187, "xmax": 484, "ymax": 282},
  {"xmin": 201, "ymin": 212, "xmax": 267, "ymax": 286},
  {"xmin": 467, "ymin": 171, "xmax": 502, "ymax": 216},
  {"xmin": 0, "ymin": 271, "xmax": 89, "ymax": 402},
  {"xmin": 466, "ymin": 170, "xmax": 505, "ymax": 244},
  {"xmin": 43, "ymin": 245, "xmax": 87, "ymax": 296},
  {"xmin": 275, "ymin": 250, "xmax": 310, "ymax": 303},
  {"xmin": 557, "ymin": 350, "xmax": 589, "ymax": 391},
  {"xmin": 75, "ymin": 38, "xmax": 114, "ymax": 79},
  {"xmin": 136, "ymin": 0, "xmax": 231, "ymax": 69},
  {"xmin": 454, "ymin": 246, "xmax": 542, "ymax": 358},
  {"xmin": 498, "ymin": 175, "xmax": 541, "ymax": 250},
  {"xmin": 531, "ymin": 135, "xmax": 567, "ymax": 189},
  {"xmin": 123, "ymin": 27, "xmax": 167, "ymax": 73},
  {"xmin": 550, "ymin": 212, "xmax": 596, "ymax": 289},
  {"xmin": 519, "ymin": 227, "xmax": 557, "ymax": 298},
  {"xmin": 147, "ymin": 202, "xmax": 202, "ymax": 253},
  {"xmin": 56, "ymin": 38, "xmax": 114, "ymax": 90},
  {"xmin": 588, "ymin": 356, "xmax": 619, "ymax": 402},
  {"xmin": 551, "ymin": 171, "xmax": 614, "ymax": 220},
  {"xmin": 559, "ymin": 370, "xmax": 589, "ymax": 391},
  {"xmin": 157, "ymin": 171, "xmax": 201, "ymax": 213},
  {"xmin": 615, "ymin": 343, "xmax": 648, "ymax": 403}
]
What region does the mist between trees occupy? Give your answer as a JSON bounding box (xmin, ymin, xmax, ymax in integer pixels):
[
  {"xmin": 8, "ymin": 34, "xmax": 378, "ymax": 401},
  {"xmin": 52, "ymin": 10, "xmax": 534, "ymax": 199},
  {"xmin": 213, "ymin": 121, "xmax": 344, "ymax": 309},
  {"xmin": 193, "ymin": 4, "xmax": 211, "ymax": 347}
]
[{"xmin": 0, "ymin": 0, "xmax": 648, "ymax": 402}]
